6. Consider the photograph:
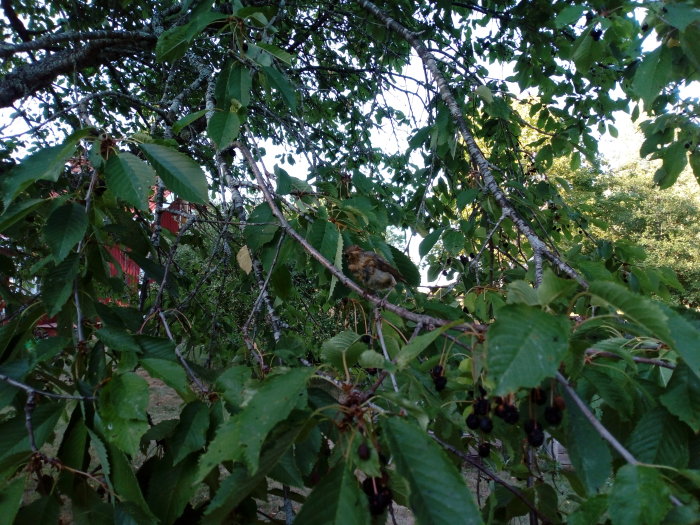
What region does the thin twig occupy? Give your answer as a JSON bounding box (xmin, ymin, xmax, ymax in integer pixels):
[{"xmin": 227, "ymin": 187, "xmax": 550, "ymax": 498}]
[
  {"xmin": 242, "ymin": 233, "xmax": 286, "ymax": 342},
  {"xmin": 0, "ymin": 373, "xmax": 95, "ymax": 400},
  {"xmin": 158, "ymin": 310, "xmax": 209, "ymax": 394},
  {"xmin": 431, "ymin": 433, "xmax": 551, "ymax": 524},
  {"xmin": 375, "ymin": 310, "xmax": 399, "ymax": 393},
  {"xmin": 585, "ymin": 349, "xmax": 675, "ymax": 369},
  {"xmin": 150, "ymin": 215, "xmax": 196, "ymax": 313}
]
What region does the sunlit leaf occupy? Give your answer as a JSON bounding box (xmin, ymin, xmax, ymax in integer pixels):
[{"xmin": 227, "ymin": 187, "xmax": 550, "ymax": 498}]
[{"xmin": 487, "ymin": 304, "xmax": 569, "ymax": 395}]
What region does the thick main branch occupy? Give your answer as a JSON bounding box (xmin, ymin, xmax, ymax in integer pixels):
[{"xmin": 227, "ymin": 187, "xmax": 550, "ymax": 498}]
[{"xmin": 0, "ymin": 35, "xmax": 156, "ymax": 107}]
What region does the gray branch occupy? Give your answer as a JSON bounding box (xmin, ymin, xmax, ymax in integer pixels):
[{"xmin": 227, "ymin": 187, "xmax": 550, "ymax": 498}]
[{"xmin": 358, "ymin": 0, "xmax": 587, "ymax": 287}]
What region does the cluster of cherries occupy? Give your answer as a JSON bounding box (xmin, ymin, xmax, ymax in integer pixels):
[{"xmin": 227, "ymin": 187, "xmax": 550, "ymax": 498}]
[
  {"xmin": 465, "ymin": 387, "xmax": 566, "ymax": 455},
  {"xmin": 361, "ymin": 469, "xmax": 393, "ymax": 516}
]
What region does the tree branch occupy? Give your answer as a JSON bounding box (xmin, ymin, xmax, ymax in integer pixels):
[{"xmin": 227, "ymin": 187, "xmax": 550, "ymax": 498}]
[
  {"xmin": 357, "ymin": 0, "xmax": 587, "ymax": 288},
  {"xmin": 0, "ymin": 29, "xmax": 155, "ymax": 58},
  {"xmin": 233, "ymin": 140, "xmax": 481, "ymax": 332},
  {"xmin": 0, "ymin": 35, "xmax": 156, "ymax": 107},
  {"xmin": 431, "ymin": 433, "xmax": 552, "ymax": 524}
]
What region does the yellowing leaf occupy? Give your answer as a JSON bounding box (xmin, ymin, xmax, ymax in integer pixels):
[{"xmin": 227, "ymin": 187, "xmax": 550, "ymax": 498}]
[{"xmin": 236, "ymin": 245, "xmax": 253, "ymax": 274}]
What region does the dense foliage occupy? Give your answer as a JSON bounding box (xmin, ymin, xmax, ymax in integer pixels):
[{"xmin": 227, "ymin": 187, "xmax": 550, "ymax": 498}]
[
  {"xmin": 567, "ymin": 158, "xmax": 700, "ymax": 308},
  {"xmin": 1, "ymin": 0, "xmax": 700, "ymax": 523}
]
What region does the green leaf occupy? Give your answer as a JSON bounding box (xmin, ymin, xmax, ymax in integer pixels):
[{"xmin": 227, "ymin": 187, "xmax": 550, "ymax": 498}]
[
  {"xmin": 136, "ymin": 335, "xmax": 177, "ymax": 360},
  {"xmin": 571, "ymin": 31, "xmax": 594, "ymax": 73},
  {"xmin": 654, "ymin": 140, "xmax": 688, "ymax": 189},
  {"xmin": 0, "ymin": 475, "xmax": 26, "ymax": 525},
  {"xmin": 442, "ymin": 229, "xmax": 464, "ymax": 255},
  {"xmin": 196, "ymin": 368, "xmax": 312, "ymax": 479},
  {"xmin": 42, "ymin": 253, "xmax": 80, "ymax": 316},
  {"xmin": 321, "ymin": 331, "xmax": 365, "ymax": 370},
  {"xmin": 474, "ymin": 84, "xmax": 493, "ymax": 104},
  {"xmin": 681, "ymin": 23, "xmax": 700, "ymax": 72},
  {"xmin": 262, "ymin": 66, "xmax": 297, "ymax": 111},
  {"xmin": 139, "ymin": 143, "xmax": 208, "ymax": 204},
  {"xmin": 95, "ymin": 326, "xmax": 140, "ymax": 354},
  {"xmin": 146, "ymin": 453, "xmax": 199, "ymax": 524},
  {"xmin": 581, "ymin": 367, "xmax": 634, "ymax": 419},
  {"xmin": 294, "ymin": 463, "xmax": 369, "ymax": 525},
  {"xmin": 1, "ymin": 129, "xmax": 93, "ymax": 208},
  {"xmin": 537, "ymin": 269, "xmax": 579, "ymax": 305},
  {"xmin": 43, "ymin": 202, "xmax": 87, "ymax": 262},
  {"xmin": 104, "ymin": 153, "xmax": 156, "ymax": 210},
  {"xmin": 55, "ymin": 408, "xmax": 88, "ymax": 493},
  {"xmin": 555, "ymin": 5, "xmax": 586, "ymax": 28},
  {"xmin": 217, "ymin": 62, "xmax": 253, "ymax": 107},
  {"xmin": 0, "ymin": 401, "xmax": 63, "ymax": 462},
  {"xmin": 568, "ymin": 495, "xmax": 608, "ymax": 525},
  {"xmin": 140, "ymin": 357, "xmax": 194, "ymax": 401},
  {"xmin": 244, "ymin": 202, "xmax": 278, "ymax": 250},
  {"xmin": 170, "ymin": 401, "xmax": 210, "ymax": 465},
  {"xmin": 359, "ymin": 349, "xmax": 387, "ymax": 368},
  {"xmin": 156, "ymin": 12, "xmax": 228, "ymax": 62},
  {"xmin": 207, "ymin": 107, "xmax": 241, "ymax": 149},
  {"xmin": 14, "ymin": 495, "xmax": 60, "ymax": 524},
  {"xmin": 155, "ymin": 24, "xmax": 191, "ymax": 63},
  {"xmin": 0, "ymin": 198, "xmax": 45, "ymax": 233},
  {"xmin": 389, "ymin": 245, "xmax": 421, "ymax": 286},
  {"xmin": 28, "ymin": 336, "xmax": 70, "ymax": 368},
  {"xmin": 608, "ymin": 465, "xmax": 670, "ymax": 525},
  {"xmin": 319, "ymin": 220, "xmax": 340, "ymax": 265},
  {"xmin": 563, "ymin": 389, "xmax": 612, "ymax": 494},
  {"xmin": 627, "ymin": 406, "xmax": 689, "ymax": 468},
  {"xmin": 124, "ymin": 251, "xmax": 165, "ymax": 284},
  {"xmin": 419, "ymin": 228, "xmax": 443, "ymax": 258},
  {"xmin": 97, "ymin": 372, "xmax": 150, "ymax": 456},
  {"xmin": 588, "ymin": 281, "xmax": 672, "ymax": 343},
  {"xmin": 661, "ymin": 4, "xmax": 700, "ymax": 32},
  {"xmin": 487, "ymin": 304, "xmax": 569, "ymax": 395},
  {"xmin": 659, "ymin": 305, "xmax": 700, "ymax": 378},
  {"xmin": 660, "ymin": 361, "xmax": 700, "ymax": 432},
  {"xmin": 328, "ymin": 233, "xmax": 344, "ymax": 300},
  {"xmin": 105, "ymin": 441, "xmax": 158, "ymax": 523},
  {"xmin": 85, "ymin": 428, "xmax": 112, "ymax": 492},
  {"xmin": 506, "ymin": 280, "xmax": 540, "ymax": 306},
  {"xmin": 171, "ymin": 109, "xmax": 208, "ymax": 135},
  {"xmin": 633, "ymin": 46, "xmax": 672, "ymax": 108},
  {"xmin": 257, "ymin": 43, "xmax": 294, "ymax": 65},
  {"xmin": 203, "ymin": 418, "xmax": 305, "ymax": 523},
  {"xmin": 456, "ymin": 189, "xmax": 478, "ymax": 211},
  {"xmin": 395, "ymin": 321, "xmax": 460, "ymax": 370},
  {"xmin": 214, "ymin": 365, "xmax": 250, "ymax": 407},
  {"xmin": 382, "ymin": 417, "xmax": 483, "ymax": 525},
  {"xmin": 690, "ymin": 150, "xmax": 700, "ymax": 186}
]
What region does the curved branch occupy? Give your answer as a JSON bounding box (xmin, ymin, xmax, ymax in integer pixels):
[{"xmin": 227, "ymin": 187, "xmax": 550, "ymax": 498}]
[
  {"xmin": 357, "ymin": 0, "xmax": 588, "ymax": 288},
  {"xmin": 0, "ymin": 35, "xmax": 156, "ymax": 107},
  {"xmin": 0, "ymin": 29, "xmax": 155, "ymax": 58},
  {"xmin": 233, "ymin": 140, "xmax": 480, "ymax": 332}
]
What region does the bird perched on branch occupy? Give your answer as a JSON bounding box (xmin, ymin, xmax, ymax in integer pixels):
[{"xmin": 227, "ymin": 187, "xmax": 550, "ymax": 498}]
[{"xmin": 345, "ymin": 245, "xmax": 407, "ymax": 292}]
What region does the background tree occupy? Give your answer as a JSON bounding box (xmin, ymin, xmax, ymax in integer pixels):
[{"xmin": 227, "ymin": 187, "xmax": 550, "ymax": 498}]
[
  {"xmin": 1, "ymin": 1, "xmax": 700, "ymax": 524},
  {"xmin": 567, "ymin": 161, "xmax": 700, "ymax": 307}
]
